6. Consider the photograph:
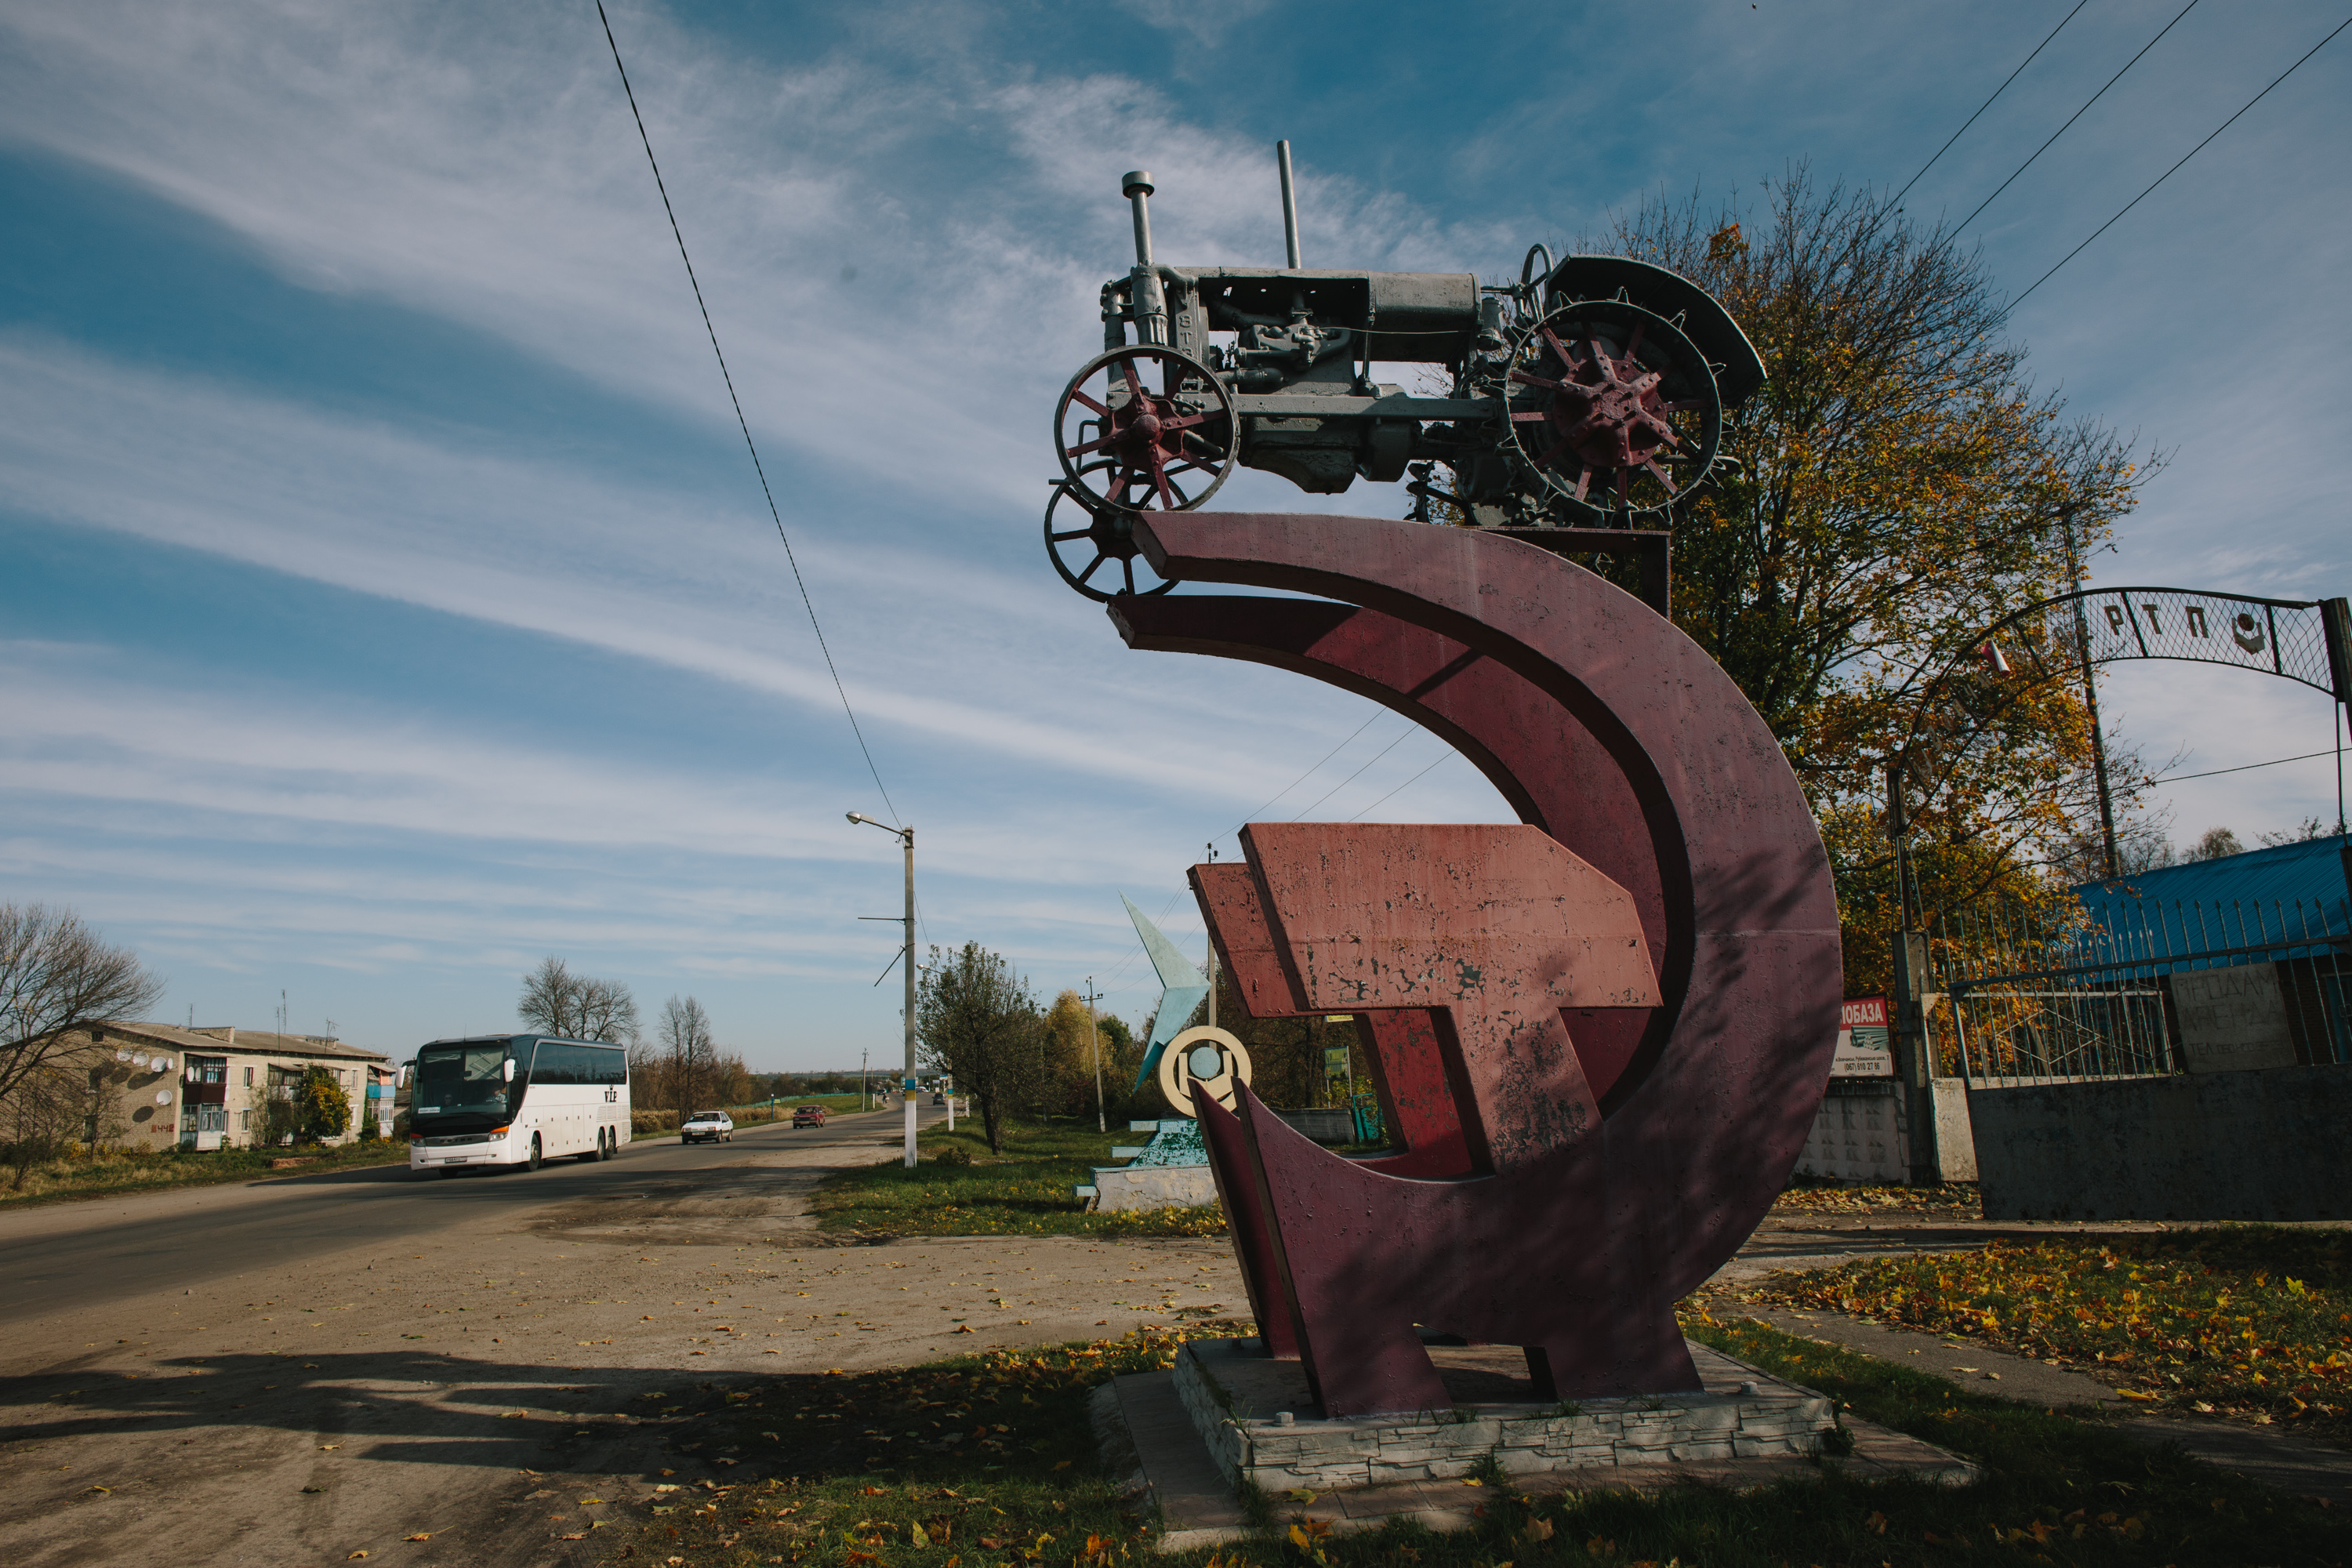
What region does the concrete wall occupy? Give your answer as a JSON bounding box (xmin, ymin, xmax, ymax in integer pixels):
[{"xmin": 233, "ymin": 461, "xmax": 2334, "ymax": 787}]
[
  {"xmin": 1272, "ymin": 1107, "xmax": 1356, "ymax": 1145},
  {"xmin": 1929, "ymin": 1079, "xmax": 1977, "ymax": 1182},
  {"xmin": 1794, "ymin": 1078, "xmax": 1977, "ymax": 1185},
  {"xmin": 1970, "ymin": 1064, "xmax": 2352, "ymax": 1221}
]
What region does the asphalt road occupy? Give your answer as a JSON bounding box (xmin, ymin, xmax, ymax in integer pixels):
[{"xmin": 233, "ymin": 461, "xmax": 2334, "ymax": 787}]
[{"xmin": 0, "ymin": 1104, "xmax": 942, "ymax": 1327}]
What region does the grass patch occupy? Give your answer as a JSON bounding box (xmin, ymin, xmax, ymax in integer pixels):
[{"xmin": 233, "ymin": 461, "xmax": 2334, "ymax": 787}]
[
  {"xmin": 0, "ymin": 1138, "xmax": 411, "ymax": 1206},
  {"xmin": 583, "ymin": 1314, "xmax": 2341, "ymax": 1568},
  {"xmin": 1746, "ymin": 1226, "xmax": 2352, "ymax": 1444},
  {"xmin": 813, "ymin": 1118, "xmax": 1225, "ymax": 1240}
]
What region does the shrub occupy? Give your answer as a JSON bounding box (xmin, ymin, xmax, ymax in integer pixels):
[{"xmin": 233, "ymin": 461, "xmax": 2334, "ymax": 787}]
[{"xmin": 632, "ymin": 1108, "xmax": 679, "ymax": 1134}]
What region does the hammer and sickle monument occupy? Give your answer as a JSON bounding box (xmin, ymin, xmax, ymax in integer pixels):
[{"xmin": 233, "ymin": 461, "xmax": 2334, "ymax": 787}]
[{"xmin": 1041, "ymin": 157, "xmax": 1842, "ymax": 1426}]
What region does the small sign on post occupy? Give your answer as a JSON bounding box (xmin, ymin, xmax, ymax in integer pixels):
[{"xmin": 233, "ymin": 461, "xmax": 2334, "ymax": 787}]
[{"xmin": 1833, "ymin": 996, "xmax": 1893, "ymax": 1076}]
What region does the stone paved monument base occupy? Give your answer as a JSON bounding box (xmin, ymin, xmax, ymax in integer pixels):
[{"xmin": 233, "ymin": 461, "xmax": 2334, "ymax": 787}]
[
  {"xmin": 1092, "ymin": 1337, "xmax": 1979, "ymax": 1552},
  {"xmin": 1177, "ymin": 1336, "xmax": 1846, "ymax": 1488}
]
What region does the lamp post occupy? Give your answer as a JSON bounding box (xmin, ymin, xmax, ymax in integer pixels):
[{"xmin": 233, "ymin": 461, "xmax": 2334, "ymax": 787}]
[{"xmin": 848, "ymin": 811, "xmax": 918, "ymax": 1170}]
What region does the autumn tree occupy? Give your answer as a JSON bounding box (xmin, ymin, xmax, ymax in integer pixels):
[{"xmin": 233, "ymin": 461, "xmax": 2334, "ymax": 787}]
[
  {"xmin": 915, "ymin": 942, "xmax": 1040, "ymax": 1154},
  {"xmin": 1037, "ymin": 989, "xmax": 1109, "ymax": 1117},
  {"xmin": 517, "ymin": 956, "xmax": 641, "ymax": 1044},
  {"xmin": 289, "ymin": 1065, "xmax": 352, "ymax": 1144},
  {"xmin": 1587, "ymin": 173, "xmax": 2155, "ymax": 989}
]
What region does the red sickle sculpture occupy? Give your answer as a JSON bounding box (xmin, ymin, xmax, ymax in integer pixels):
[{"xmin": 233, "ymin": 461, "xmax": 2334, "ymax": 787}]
[{"xmin": 1109, "ymin": 513, "xmax": 1841, "ymax": 1417}]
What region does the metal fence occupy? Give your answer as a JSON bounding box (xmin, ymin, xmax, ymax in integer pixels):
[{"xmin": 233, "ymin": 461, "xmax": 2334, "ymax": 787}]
[{"xmin": 1934, "ymin": 894, "xmax": 2350, "ymax": 1085}]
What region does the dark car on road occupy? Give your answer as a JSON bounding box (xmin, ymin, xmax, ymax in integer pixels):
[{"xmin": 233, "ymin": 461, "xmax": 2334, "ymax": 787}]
[{"xmin": 793, "ymin": 1105, "xmax": 827, "ymax": 1128}]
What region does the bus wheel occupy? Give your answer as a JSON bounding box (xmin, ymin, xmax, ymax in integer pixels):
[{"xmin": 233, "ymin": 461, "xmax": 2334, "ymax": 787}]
[
  {"xmin": 601, "ymin": 1127, "xmax": 618, "ymax": 1160},
  {"xmin": 525, "ymin": 1134, "xmax": 543, "ymax": 1172}
]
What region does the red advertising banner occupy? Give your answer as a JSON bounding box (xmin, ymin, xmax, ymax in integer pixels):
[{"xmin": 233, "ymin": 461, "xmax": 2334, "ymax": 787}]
[
  {"xmin": 1840, "ymin": 996, "xmax": 1889, "ymax": 1029},
  {"xmin": 1833, "ymin": 996, "xmax": 1892, "ymax": 1076}
]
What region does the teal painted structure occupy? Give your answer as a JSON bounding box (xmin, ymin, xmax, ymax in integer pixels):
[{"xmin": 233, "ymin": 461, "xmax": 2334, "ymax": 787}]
[{"xmin": 1123, "ymin": 892, "xmax": 1209, "ymax": 1092}]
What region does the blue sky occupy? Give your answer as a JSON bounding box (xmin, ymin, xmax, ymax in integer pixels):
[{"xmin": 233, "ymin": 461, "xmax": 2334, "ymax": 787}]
[{"xmin": 2, "ymin": 1, "xmax": 2347, "ymax": 1065}]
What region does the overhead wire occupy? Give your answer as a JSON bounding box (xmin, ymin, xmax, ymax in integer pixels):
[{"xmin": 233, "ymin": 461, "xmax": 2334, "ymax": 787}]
[
  {"xmin": 2008, "ymin": 13, "xmax": 2352, "ymax": 310},
  {"xmin": 1290, "ymin": 724, "xmax": 1418, "ymax": 820},
  {"xmin": 594, "ymin": 2, "xmax": 902, "ymax": 829},
  {"xmin": 1887, "ymin": 0, "xmax": 2091, "ymax": 213},
  {"xmin": 1345, "ymin": 746, "xmax": 1460, "ymax": 822},
  {"xmin": 1101, "ymin": 707, "xmax": 1406, "ymax": 990},
  {"xmin": 2149, "ymin": 745, "xmax": 2344, "ymax": 786},
  {"xmin": 1214, "ymin": 711, "xmax": 1391, "ymax": 844},
  {"xmin": 1953, "ymin": 0, "xmax": 2202, "ymax": 236}
]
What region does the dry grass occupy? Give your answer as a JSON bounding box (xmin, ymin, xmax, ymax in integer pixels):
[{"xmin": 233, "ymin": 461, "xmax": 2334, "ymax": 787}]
[
  {"xmin": 1747, "ymin": 1226, "xmax": 2352, "ymax": 1447},
  {"xmin": 0, "ymin": 1139, "xmax": 409, "ymax": 1205},
  {"xmin": 1772, "ymin": 1179, "xmax": 1981, "ymax": 1218}
]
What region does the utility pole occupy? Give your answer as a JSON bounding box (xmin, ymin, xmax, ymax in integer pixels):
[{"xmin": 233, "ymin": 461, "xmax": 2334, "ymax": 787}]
[
  {"xmin": 1085, "ymin": 978, "xmax": 1106, "ymax": 1134},
  {"xmin": 2060, "ymin": 508, "xmax": 2119, "ymax": 879},
  {"xmin": 1886, "ymin": 765, "xmax": 1941, "ymax": 1187},
  {"xmin": 848, "ymin": 811, "xmax": 920, "ymax": 1169},
  {"xmin": 860, "ymin": 1047, "xmax": 869, "ymax": 1112}
]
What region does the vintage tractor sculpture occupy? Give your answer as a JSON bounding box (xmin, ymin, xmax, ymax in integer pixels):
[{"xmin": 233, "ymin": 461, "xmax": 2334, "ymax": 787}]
[{"xmin": 1045, "ymin": 143, "xmax": 1766, "ymax": 601}]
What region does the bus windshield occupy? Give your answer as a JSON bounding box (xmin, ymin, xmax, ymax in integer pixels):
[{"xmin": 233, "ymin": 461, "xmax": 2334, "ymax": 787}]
[{"xmin": 413, "ymin": 1043, "xmax": 510, "ymax": 1116}]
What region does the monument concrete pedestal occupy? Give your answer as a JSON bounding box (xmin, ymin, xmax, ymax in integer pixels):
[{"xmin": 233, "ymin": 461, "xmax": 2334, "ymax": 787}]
[
  {"xmin": 1093, "ymin": 1337, "xmax": 1979, "ymax": 1552},
  {"xmin": 1079, "ymin": 1119, "xmax": 1220, "ymax": 1212}
]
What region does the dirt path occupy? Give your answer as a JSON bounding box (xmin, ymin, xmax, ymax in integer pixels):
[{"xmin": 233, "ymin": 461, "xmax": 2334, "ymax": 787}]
[{"xmin": 0, "ymin": 1124, "xmax": 1238, "ymax": 1568}]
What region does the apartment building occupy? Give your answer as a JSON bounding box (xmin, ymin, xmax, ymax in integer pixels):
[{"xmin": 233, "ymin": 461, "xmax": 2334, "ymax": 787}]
[{"xmin": 80, "ymin": 1022, "xmax": 392, "ymax": 1150}]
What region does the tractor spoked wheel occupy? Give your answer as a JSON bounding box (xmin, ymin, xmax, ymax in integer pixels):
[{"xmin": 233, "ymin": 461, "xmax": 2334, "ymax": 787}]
[
  {"xmin": 1043, "ymin": 464, "xmax": 1178, "ymax": 602},
  {"xmin": 1054, "ymin": 343, "xmax": 1236, "ymax": 517},
  {"xmin": 1506, "ymin": 299, "xmax": 1722, "ymax": 523}
]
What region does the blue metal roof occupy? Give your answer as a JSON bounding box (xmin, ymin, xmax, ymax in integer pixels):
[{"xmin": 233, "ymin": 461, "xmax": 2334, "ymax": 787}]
[
  {"xmin": 2078, "ymin": 833, "xmax": 2351, "ymax": 912},
  {"xmin": 2072, "ymin": 833, "xmax": 2351, "ymax": 965}
]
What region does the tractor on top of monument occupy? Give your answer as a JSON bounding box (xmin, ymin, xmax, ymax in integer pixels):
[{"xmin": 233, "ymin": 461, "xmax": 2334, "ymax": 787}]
[{"xmin": 1044, "ymin": 143, "xmax": 1767, "ymax": 601}]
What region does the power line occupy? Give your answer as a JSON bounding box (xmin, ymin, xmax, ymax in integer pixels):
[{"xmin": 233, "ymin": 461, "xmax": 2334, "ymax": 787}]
[
  {"xmin": 1955, "ymin": 0, "xmax": 2201, "ymax": 235},
  {"xmin": 594, "ymin": 2, "xmax": 902, "ymax": 827},
  {"xmin": 1889, "ymin": 0, "xmax": 2091, "ymax": 212},
  {"xmin": 2150, "ymin": 746, "xmax": 2342, "ymax": 786},
  {"xmin": 1345, "ymin": 746, "xmax": 1459, "ymax": 822},
  {"xmin": 1290, "ymin": 724, "xmax": 1417, "ymax": 820},
  {"xmin": 1214, "ymin": 711, "xmax": 1390, "ymax": 844},
  {"xmin": 2009, "ymin": 13, "xmax": 2352, "ymax": 310}
]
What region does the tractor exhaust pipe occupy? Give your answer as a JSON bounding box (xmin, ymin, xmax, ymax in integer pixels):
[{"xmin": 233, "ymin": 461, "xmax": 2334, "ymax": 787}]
[
  {"xmin": 1276, "ymin": 140, "xmax": 1301, "ymax": 268},
  {"xmin": 1122, "ymin": 170, "xmax": 1167, "ymax": 346}
]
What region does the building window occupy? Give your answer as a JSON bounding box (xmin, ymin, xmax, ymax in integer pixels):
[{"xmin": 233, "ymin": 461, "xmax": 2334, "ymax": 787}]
[
  {"xmin": 243, "ymin": 1065, "xmax": 254, "ymax": 1087},
  {"xmin": 238, "ymin": 1109, "xmax": 250, "ymax": 1131}
]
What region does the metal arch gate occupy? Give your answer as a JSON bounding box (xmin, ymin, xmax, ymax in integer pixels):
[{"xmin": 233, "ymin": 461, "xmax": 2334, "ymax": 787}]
[
  {"xmin": 1887, "ymin": 585, "xmax": 2350, "ymax": 891},
  {"xmin": 1980, "ymin": 585, "xmax": 2350, "ymax": 703}
]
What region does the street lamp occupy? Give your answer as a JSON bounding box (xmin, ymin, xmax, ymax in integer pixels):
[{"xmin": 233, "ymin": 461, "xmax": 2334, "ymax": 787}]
[{"xmin": 848, "ymin": 811, "xmax": 918, "ymax": 1170}]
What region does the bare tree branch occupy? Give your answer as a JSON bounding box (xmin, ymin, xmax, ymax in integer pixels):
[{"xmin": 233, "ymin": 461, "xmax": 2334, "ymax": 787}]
[{"xmin": 0, "ymin": 904, "xmax": 164, "ymax": 1112}]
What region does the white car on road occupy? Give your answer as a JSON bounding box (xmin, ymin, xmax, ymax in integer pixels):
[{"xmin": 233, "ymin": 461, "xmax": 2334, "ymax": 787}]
[{"xmin": 681, "ymin": 1109, "xmax": 735, "ymax": 1144}]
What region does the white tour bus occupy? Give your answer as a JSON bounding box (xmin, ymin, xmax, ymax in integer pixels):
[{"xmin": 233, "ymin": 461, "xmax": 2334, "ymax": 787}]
[{"xmin": 404, "ymin": 1033, "xmax": 630, "ymax": 1175}]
